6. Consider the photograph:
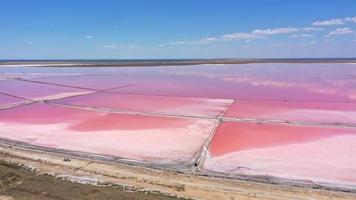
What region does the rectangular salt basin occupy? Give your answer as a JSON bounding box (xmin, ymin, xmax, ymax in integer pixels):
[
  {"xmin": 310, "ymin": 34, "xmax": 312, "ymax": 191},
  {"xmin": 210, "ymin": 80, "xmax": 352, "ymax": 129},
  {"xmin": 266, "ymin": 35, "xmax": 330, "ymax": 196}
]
[
  {"xmin": 0, "ymin": 103, "xmax": 217, "ymax": 165},
  {"xmin": 29, "ymin": 75, "xmax": 133, "ymax": 90},
  {"xmin": 51, "ymin": 92, "xmax": 232, "ymax": 118},
  {"xmin": 13, "ymin": 64, "xmax": 356, "ymax": 102},
  {"xmin": 0, "ymin": 79, "xmax": 91, "ymax": 101},
  {"xmin": 203, "ymin": 121, "xmax": 356, "ymax": 188},
  {"xmin": 108, "ymin": 75, "xmax": 356, "ymax": 103},
  {"xmin": 0, "ymin": 94, "xmax": 26, "ymax": 109},
  {"xmin": 225, "ymin": 101, "xmax": 356, "ymax": 125}
]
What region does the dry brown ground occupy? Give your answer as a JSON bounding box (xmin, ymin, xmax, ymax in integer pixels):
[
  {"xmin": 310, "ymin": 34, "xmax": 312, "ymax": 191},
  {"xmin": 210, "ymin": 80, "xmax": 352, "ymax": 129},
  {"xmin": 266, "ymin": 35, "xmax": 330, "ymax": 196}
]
[
  {"xmin": 0, "ymin": 160, "xmax": 185, "ymax": 200},
  {"xmin": 0, "ymin": 144, "xmax": 355, "ymax": 200}
]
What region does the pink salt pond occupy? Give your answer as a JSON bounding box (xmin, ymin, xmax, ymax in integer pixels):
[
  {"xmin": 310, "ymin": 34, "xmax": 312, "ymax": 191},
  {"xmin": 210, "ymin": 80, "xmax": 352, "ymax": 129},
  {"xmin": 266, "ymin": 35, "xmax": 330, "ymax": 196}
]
[
  {"xmin": 226, "ymin": 100, "xmax": 356, "ymax": 126},
  {"xmin": 30, "ymin": 75, "xmax": 133, "ymax": 90},
  {"xmin": 203, "ymin": 121, "xmax": 356, "ymax": 187},
  {"xmin": 51, "ymin": 92, "xmax": 232, "ymax": 118},
  {"xmin": 0, "ymin": 94, "xmax": 26, "ymax": 109},
  {"xmin": 0, "ymin": 79, "xmax": 91, "ymax": 101},
  {"xmin": 1, "ymin": 63, "xmax": 356, "ymax": 189},
  {"xmin": 108, "ymin": 75, "xmax": 356, "ymax": 103},
  {"xmin": 0, "ymin": 103, "xmax": 217, "ymax": 166}
]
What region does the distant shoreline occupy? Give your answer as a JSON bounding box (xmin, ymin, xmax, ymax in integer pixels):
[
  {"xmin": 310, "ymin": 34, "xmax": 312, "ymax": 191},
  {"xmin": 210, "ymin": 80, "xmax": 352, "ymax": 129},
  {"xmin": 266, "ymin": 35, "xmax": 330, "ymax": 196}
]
[{"xmin": 1, "ymin": 58, "xmax": 356, "ymax": 67}]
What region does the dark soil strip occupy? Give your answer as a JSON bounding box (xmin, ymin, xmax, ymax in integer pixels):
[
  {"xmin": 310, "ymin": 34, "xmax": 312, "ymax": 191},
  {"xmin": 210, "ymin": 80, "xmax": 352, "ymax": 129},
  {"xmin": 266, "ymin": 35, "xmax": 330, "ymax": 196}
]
[{"xmin": 0, "ymin": 160, "xmax": 187, "ymax": 200}]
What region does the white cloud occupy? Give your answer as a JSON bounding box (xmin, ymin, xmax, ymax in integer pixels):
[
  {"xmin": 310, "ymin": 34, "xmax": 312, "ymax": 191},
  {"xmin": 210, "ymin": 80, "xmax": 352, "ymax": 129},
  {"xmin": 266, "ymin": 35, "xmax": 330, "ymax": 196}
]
[
  {"xmin": 159, "ymin": 37, "xmax": 220, "ymax": 47},
  {"xmin": 220, "ymin": 27, "xmax": 298, "ymax": 42},
  {"xmin": 290, "ymin": 33, "xmax": 314, "ymax": 38},
  {"xmin": 312, "ymin": 18, "xmax": 345, "ymax": 26},
  {"xmin": 251, "ymin": 27, "xmax": 298, "ymax": 35},
  {"xmin": 312, "ymin": 16, "xmax": 356, "ymax": 26},
  {"xmin": 302, "ymin": 27, "xmax": 324, "ymax": 32},
  {"xmin": 103, "ymin": 44, "xmax": 139, "ymax": 49},
  {"xmin": 159, "ymin": 31, "xmax": 264, "ymax": 47},
  {"xmin": 103, "ymin": 44, "xmax": 117, "ymax": 48},
  {"xmin": 159, "ymin": 27, "xmax": 300, "ymax": 47},
  {"xmin": 222, "ymin": 33, "xmax": 261, "ymax": 41},
  {"xmin": 157, "ymin": 16, "xmax": 356, "ymax": 48},
  {"xmin": 157, "ymin": 41, "xmax": 190, "ymax": 47},
  {"xmin": 309, "ymin": 40, "xmax": 317, "ymax": 44},
  {"xmin": 167, "ymin": 41, "xmax": 187, "ymax": 45},
  {"xmin": 301, "ymin": 34, "xmax": 315, "ymax": 37},
  {"xmin": 345, "ymin": 16, "xmax": 356, "ymax": 23},
  {"xmin": 329, "ymin": 27, "xmax": 354, "ymax": 35},
  {"xmin": 85, "ymin": 35, "xmax": 93, "ymax": 39},
  {"xmin": 200, "ymin": 37, "xmax": 218, "ymax": 43}
]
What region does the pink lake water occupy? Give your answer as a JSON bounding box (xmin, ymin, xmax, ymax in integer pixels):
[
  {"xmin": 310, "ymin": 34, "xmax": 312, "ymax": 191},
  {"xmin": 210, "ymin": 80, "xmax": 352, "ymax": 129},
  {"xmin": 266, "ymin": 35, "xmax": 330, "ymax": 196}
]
[
  {"xmin": 226, "ymin": 100, "xmax": 356, "ymax": 125},
  {"xmin": 0, "ymin": 94, "xmax": 26, "ymax": 108},
  {"xmin": 203, "ymin": 121, "xmax": 356, "ymax": 187},
  {"xmin": 0, "ymin": 79, "xmax": 91, "ymax": 101},
  {"xmin": 30, "ymin": 75, "xmax": 133, "ymax": 90},
  {"xmin": 0, "ymin": 63, "xmax": 356, "ymax": 188},
  {"xmin": 51, "ymin": 92, "xmax": 232, "ymax": 118},
  {"xmin": 106, "ymin": 75, "xmax": 356, "ymax": 102},
  {"xmin": 0, "ymin": 103, "xmax": 217, "ymax": 165}
]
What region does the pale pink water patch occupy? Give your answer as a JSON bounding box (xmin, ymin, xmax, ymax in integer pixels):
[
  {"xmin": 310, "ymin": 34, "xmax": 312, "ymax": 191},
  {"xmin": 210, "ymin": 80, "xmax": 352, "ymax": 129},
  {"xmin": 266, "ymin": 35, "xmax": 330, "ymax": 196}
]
[
  {"xmin": 0, "ymin": 103, "xmax": 217, "ymax": 165},
  {"xmin": 225, "ymin": 101, "xmax": 356, "ymax": 125},
  {"xmin": 51, "ymin": 92, "xmax": 232, "ymax": 118},
  {"xmin": 30, "ymin": 75, "xmax": 132, "ymax": 90},
  {"xmin": 0, "ymin": 74, "xmax": 78, "ymax": 80},
  {"xmin": 0, "ymin": 94, "xmax": 25, "ymax": 108},
  {"xmin": 0, "ymin": 79, "xmax": 91, "ymax": 101},
  {"xmin": 19, "ymin": 65, "xmax": 356, "ymax": 102},
  {"xmin": 108, "ymin": 75, "xmax": 356, "ymax": 103},
  {"xmin": 203, "ymin": 121, "xmax": 356, "ymax": 187}
]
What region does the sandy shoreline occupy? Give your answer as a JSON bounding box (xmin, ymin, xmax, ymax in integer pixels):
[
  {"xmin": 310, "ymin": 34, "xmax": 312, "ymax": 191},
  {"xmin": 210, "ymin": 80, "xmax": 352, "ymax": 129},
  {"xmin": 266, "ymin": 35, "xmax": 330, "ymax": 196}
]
[
  {"xmin": 1, "ymin": 143, "xmax": 355, "ymax": 200},
  {"xmin": 0, "ymin": 146, "xmax": 356, "ymax": 199}
]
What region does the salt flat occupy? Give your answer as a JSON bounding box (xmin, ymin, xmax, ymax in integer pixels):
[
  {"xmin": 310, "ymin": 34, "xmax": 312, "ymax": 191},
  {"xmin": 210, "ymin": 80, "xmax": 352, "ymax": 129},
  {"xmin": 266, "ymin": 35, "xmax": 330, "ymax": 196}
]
[{"xmin": 0, "ymin": 63, "xmax": 355, "ymax": 191}]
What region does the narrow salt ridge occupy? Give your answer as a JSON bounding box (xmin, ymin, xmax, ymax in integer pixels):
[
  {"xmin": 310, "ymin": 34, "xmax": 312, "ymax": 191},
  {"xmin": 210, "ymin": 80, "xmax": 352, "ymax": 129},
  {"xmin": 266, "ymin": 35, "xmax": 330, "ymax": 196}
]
[{"xmin": 32, "ymin": 92, "xmax": 93, "ymax": 101}]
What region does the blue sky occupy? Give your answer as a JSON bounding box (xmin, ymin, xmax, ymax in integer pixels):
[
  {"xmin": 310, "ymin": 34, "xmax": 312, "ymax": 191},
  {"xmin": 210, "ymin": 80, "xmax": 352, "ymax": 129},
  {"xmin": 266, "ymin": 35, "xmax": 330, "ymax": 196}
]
[{"xmin": 1, "ymin": 0, "xmax": 356, "ymax": 59}]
